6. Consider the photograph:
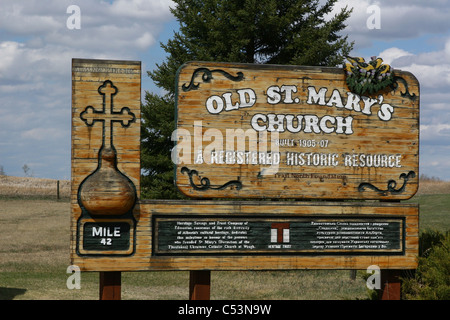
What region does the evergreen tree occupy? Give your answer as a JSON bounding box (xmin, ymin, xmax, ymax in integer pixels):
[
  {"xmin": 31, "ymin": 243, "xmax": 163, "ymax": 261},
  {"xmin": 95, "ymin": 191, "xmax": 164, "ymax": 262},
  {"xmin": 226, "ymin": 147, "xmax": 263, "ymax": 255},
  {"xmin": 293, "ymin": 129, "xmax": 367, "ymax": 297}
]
[{"xmin": 141, "ymin": 0, "xmax": 353, "ymax": 199}]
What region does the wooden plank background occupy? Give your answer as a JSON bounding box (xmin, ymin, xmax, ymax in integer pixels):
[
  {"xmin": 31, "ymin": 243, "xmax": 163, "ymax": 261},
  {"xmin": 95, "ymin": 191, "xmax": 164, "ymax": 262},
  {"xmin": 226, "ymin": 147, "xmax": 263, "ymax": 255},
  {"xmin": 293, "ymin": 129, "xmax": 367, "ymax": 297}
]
[
  {"xmin": 71, "ymin": 59, "xmax": 418, "ymax": 272},
  {"xmin": 71, "ymin": 59, "xmax": 141, "ymax": 263},
  {"xmin": 175, "ymin": 62, "xmax": 419, "ymax": 200},
  {"xmin": 71, "ymin": 200, "xmax": 418, "ymax": 271}
]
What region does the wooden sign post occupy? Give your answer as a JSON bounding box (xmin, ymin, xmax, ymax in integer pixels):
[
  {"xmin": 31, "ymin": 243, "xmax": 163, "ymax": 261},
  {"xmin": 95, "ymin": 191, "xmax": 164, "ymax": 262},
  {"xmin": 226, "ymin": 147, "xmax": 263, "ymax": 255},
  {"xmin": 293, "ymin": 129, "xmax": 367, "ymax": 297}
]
[
  {"xmin": 71, "ymin": 59, "xmax": 141, "ymax": 299},
  {"xmin": 71, "ymin": 59, "xmax": 419, "ymax": 300}
]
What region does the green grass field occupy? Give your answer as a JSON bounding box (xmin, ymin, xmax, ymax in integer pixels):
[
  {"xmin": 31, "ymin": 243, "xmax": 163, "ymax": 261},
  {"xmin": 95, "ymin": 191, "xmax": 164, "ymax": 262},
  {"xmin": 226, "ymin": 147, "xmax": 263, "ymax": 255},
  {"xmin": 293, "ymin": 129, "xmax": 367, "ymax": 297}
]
[
  {"xmin": 0, "ymin": 191, "xmax": 448, "ymax": 300},
  {"xmin": 406, "ymin": 194, "xmax": 450, "ymax": 232}
]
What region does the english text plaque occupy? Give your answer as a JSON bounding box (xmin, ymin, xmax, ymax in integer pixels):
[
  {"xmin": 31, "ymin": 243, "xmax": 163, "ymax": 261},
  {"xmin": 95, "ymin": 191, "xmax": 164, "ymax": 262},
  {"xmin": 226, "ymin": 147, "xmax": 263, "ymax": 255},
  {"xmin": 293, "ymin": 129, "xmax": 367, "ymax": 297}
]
[{"xmin": 154, "ymin": 216, "xmax": 404, "ymax": 255}]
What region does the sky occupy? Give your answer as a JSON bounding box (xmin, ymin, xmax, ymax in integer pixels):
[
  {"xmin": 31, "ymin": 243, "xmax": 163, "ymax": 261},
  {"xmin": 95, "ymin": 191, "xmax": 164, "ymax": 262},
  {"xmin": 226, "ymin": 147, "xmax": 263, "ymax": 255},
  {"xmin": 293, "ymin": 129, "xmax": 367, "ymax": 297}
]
[{"xmin": 0, "ymin": 0, "xmax": 449, "ymax": 181}]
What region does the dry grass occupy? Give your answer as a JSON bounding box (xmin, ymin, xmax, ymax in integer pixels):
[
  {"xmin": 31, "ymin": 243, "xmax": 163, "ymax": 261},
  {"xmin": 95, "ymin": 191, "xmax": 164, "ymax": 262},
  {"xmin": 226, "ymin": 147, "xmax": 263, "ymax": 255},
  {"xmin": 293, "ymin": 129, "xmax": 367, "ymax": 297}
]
[
  {"xmin": 417, "ymin": 180, "xmax": 450, "ymax": 195},
  {"xmin": 0, "ymin": 198, "xmax": 94, "ymax": 300},
  {"xmin": 0, "ymin": 176, "xmax": 448, "ymax": 300},
  {"xmin": 0, "ymin": 176, "xmax": 70, "ymax": 198},
  {"xmin": 0, "ymin": 199, "xmax": 71, "ymax": 271},
  {"xmin": 0, "ymin": 198, "xmax": 368, "ymax": 300},
  {"xmin": 1, "ymin": 175, "xmax": 448, "ymax": 199}
]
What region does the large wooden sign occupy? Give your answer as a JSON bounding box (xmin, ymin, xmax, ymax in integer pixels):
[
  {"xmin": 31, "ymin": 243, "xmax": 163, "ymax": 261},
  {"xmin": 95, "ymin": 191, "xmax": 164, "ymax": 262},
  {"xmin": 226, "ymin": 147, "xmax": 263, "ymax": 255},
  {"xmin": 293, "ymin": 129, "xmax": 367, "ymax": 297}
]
[
  {"xmin": 174, "ymin": 62, "xmax": 419, "ymax": 200},
  {"xmin": 70, "ymin": 59, "xmax": 418, "ymax": 272}
]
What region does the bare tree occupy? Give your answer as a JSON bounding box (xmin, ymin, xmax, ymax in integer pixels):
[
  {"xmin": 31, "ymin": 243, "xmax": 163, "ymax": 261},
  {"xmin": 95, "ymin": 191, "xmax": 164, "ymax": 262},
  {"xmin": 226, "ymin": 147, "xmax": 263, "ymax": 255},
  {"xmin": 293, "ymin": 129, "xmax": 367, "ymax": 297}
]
[{"xmin": 22, "ymin": 164, "xmax": 31, "ymax": 177}]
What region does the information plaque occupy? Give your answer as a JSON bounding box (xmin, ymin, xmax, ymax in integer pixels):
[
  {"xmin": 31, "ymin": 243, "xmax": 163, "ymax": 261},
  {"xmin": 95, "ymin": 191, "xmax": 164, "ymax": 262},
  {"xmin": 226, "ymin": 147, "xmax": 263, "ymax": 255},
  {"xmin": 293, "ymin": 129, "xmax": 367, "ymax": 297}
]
[{"xmin": 154, "ymin": 216, "xmax": 403, "ymax": 255}]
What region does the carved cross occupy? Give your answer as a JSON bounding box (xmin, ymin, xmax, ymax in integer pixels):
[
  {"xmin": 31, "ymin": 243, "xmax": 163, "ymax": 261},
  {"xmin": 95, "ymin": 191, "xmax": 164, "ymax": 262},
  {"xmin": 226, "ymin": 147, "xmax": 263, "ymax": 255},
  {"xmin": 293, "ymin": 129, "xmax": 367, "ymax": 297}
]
[{"xmin": 80, "ymin": 80, "xmax": 135, "ymax": 148}]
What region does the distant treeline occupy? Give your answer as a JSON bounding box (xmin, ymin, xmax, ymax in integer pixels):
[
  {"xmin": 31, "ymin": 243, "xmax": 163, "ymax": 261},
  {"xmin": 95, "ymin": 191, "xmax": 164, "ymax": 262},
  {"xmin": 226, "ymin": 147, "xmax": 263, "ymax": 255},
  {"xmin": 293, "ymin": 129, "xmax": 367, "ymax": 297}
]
[{"xmin": 419, "ymin": 174, "xmax": 443, "ymax": 182}]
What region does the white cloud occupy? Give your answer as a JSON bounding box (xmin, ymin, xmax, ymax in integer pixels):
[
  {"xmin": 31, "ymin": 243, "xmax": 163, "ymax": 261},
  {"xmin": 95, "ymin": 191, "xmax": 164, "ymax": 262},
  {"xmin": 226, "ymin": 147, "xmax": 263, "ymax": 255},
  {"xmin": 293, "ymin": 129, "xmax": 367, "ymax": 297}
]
[
  {"xmin": 1, "ymin": 0, "xmax": 450, "ymax": 181},
  {"xmin": 0, "ymin": 0, "xmax": 176, "ymax": 178},
  {"xmin": 109, "ymin": 0, "xmax": 175, "ymax": 19},
  {"xmin": 328, "ymin": 0, "xmax": 450, "ymax": 179},
  {"xmin": 0, "ymin": 0, "xmax": 174, "ymax": 53},
  {"xmin": 0, "ymin": 41, "xmax": 20, "ymax": 74},
  {"xmin": 0, "ymin": 0, "xmax": 176, "ymax": 96},
  {"xmin": 377, "ymin": 38, "xmax": 450, "ymax": 180},
  {"xmin": 21, "ymin": 128, "xmax": 64, "ymax": 141},
  {"xmin": 326, "ymin": 0, "xmax": 450, "ymax": 50},
  {"xmin": 378, "ymin": 47, "xmax": 413, "ymax": 65},
  {"xmin": 407, "ymin": 63, "xmax": 450, "ymax": 90},
  {"xmin": 135, "ymin": 32, "xmax": 155, "ymax": 49},
  {"xmin": 0, "ymin": 2, "xmax": 62, "ymax": 35},
  {"xmin": 421, "ymin": 124, "xmax": 450, "ymax": 143},
  {"xmin": 379, "ymin": 38, "xmax": 450, "ymax": 93}
]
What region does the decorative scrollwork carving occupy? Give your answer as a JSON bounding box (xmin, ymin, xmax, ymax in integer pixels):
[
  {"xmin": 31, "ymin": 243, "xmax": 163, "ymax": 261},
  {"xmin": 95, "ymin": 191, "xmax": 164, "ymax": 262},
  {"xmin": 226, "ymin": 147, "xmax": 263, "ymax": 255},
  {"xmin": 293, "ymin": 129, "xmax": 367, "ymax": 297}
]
[
  {"xmin": 358, "ymin": 171, "xmax": 416, "ymax": 196},
  {"xmin": 391, "ymin": 76, "xmax": 417, "ymax": 102},
  {"xmin": 181, "ymin": 167, "xmax": 242, "ymax": 191},
  {"xmin": 182, "ymin": 67, "xmax": 244, "ymax": 92}
]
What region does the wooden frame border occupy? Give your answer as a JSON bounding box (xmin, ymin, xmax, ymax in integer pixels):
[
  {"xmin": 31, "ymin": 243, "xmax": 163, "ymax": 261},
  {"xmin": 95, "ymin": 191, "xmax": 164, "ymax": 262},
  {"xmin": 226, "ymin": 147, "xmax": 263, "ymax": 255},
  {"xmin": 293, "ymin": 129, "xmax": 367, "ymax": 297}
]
[{"xmin": 71, "ymin": 200, "xmax": 418, "ymax": 271}]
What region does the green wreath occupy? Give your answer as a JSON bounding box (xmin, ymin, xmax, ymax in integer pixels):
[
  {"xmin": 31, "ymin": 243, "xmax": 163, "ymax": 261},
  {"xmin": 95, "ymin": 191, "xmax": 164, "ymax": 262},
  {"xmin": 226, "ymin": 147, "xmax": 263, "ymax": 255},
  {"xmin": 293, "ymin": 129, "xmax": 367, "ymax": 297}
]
[{"xmin": 344, "ymin": 56, "xmax": 394, "ymax": 95}]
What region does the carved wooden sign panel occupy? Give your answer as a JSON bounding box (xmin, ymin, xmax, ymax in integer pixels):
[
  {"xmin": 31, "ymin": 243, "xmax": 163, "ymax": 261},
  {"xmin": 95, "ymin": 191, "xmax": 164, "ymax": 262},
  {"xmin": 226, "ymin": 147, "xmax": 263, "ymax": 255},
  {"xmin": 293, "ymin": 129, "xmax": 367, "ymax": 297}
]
[
  {"xmin": 71, "ymin": 58, "xmax": 141, "ymax": 258},
  {"xmin": 70, "ymin": 59, "xmax": 418, "ymax": 272},
  {"xmin": 175, "ymin": 62, "xmax": 419, "ymax": 200}
]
